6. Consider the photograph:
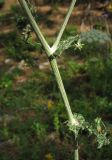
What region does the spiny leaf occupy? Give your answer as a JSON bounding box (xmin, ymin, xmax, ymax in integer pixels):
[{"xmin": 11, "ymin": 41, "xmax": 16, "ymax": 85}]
[
  {"xmin": 56, "ymin": 35, "xmax": 81, "ymax": 56},
  {"xmin": 68, "ymin": 113, "xmax": 110, "ymax": 148}
]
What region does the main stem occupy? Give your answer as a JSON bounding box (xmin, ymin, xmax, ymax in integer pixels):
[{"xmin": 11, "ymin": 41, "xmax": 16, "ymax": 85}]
[
  {"xmin": 74, "ymin": 148, "xmax": 79, "ymax": 160},
  {"xmin": 50, "ymin": 59, "xmax": 74, "ymax": 124},
  {"xmin": 74, "ymin": 139, "xmax": 79, "ymax": 160}
]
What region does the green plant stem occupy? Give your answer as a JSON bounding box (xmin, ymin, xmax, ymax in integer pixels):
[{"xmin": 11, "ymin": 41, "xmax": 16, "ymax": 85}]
[
  {"xmin": 18, "ymin": 0, "xmax": 79, "ymax": 158},
  {"xmin": 18, "ymin": 0, "xmax": 79, "ymax": 126},
  {"xmin": 50, "ymin": 59, "xmax": 75, "ymax": 124},
  {"xmin": 74, "ymin": 148, "xmax": 79, "ymax": 160},
  {"xmin": 18, "ymin": 0, "xmax": 51, "ymax": 56},
  {"xmin": 52, "ymin": 0, "xmax": 77, "ymax": 52},
  {"xmin": 74, "ymin": 139, "xmax": 79, "ymax": 160}
]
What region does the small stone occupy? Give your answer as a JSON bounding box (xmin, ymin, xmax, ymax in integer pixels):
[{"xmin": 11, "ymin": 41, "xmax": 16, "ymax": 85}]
[
  {"xmin": 4, "ymin": 58, "xmax": 13, "ymax": 65},
  {"xmin": 17, "ymin": 60, "xmax": 27, "ymax": 70}
]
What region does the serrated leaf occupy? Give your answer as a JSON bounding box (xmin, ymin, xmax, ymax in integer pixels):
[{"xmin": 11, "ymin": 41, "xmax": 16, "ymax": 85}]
[
  {"xmin": 56, "ymin": 36, "xmax": 79, "ymax": 56},
  {"xmin": 68, "ymin": 113, "xmax": 110, "ymax": 148}
]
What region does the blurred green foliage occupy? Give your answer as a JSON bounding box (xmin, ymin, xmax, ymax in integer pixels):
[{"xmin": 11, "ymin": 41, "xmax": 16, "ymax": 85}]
[
  {"xmin": 1, "ymin": 52, "xmax": 112, "ymax": 159},
  {"xmin": 0, "ymin": 0, "xmax": 5, "ymax": 8}
]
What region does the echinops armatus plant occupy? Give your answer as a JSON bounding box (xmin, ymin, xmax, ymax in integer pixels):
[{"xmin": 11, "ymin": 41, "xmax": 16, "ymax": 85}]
[{"xmin": 18, "ymin": 0, "xmax": 110, "ymax": 159}]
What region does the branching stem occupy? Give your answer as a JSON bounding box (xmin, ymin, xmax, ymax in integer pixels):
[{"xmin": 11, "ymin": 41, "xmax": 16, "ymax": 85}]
[{"xmin": 18, "ymin": 0, "xmax": 78, "ymax": 126}]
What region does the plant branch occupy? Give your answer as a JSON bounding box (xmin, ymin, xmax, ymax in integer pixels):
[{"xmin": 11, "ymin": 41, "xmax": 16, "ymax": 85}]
[
  {"xmin": 18, "ymin": 0, "xmax": 79, "ymax": 126},
  {"xmin": 51, "ymin": 0, "xmax": 77, "ymax": 52},
  {"xmin": 18, "ymin": 0, "xmax": 52, "ymax": 56}
]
